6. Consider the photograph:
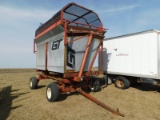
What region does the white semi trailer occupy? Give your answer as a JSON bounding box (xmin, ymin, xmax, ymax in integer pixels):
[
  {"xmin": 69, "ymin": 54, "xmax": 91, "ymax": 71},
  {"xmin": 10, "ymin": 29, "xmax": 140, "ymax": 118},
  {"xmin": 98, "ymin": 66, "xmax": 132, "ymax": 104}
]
[{"xmin": 102, "ymin": 30, "xmax": 160, "ymax": 89}]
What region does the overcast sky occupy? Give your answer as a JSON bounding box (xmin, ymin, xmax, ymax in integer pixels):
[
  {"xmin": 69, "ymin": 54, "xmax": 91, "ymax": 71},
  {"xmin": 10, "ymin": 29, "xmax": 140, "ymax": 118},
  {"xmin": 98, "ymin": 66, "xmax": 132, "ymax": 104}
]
[{"xmin": 0, "ymin": 0, "xmax": 160, "ymax": 68}]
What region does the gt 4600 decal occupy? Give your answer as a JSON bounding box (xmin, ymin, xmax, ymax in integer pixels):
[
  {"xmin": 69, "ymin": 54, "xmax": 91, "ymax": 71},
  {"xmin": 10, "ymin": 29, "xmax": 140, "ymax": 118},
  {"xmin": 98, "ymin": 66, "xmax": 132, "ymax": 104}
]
[
  {"xmin": 67, "ymin": 46, "xmax": 75, "ymax": 68},
  {"xmin": 52, "ymin": 39, "xmax": 62, "ymax": 50}
]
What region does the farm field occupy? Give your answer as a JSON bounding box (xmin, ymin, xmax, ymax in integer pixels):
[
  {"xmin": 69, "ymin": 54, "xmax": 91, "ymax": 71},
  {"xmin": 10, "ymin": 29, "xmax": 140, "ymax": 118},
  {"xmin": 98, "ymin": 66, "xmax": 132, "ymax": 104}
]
[{"xmin": 0, "ymin": 69, "xmax": 160, "ymax": 120}]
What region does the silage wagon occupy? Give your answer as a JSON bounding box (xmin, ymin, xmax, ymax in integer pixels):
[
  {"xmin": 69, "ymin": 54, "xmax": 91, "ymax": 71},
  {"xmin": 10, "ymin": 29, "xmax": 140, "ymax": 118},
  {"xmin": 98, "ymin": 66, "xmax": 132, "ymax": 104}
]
[{"xmin": 29, "ymin": 2, "xmax": 124, "ymax": 117}]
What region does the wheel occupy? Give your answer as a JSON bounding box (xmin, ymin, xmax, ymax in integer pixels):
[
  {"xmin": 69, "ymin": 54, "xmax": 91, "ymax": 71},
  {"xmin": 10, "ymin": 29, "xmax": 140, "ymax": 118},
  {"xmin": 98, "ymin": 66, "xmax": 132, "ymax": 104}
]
[
  {"xmin": 89, "ymin": 78, "xmax": 101, "ymax": 92},
  {"xmin": 30, "ymin": 77, "xmax": 38, "ymax": 89},
  {"xmin": 46, "ymin": 83, "xmax": 59, "ymax": 102},
  {"xmin": 115, "ymin": 76, "xmax": 130, "ymax": 89}
]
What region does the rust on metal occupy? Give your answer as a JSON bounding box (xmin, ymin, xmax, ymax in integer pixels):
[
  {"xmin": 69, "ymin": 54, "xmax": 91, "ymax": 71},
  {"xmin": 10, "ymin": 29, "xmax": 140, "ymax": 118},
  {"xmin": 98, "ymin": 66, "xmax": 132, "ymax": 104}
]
[
  {"xmin": 88, "ymin": 42, "xmax": 101, "ymax": 72},
  {"xmin": 73, "ymin": 34, "xmax": 93, "ymax": 81},
  {"xmin": 76, "ymin": 88, "xmax": 124, "ymax": 117},
  {"xmin": 65, "ymin": 34, "xmax": 90, "ymax": 45},
  {"xmin": 32, "ymin": 2, "xmax": 125, "ymax": 117}
]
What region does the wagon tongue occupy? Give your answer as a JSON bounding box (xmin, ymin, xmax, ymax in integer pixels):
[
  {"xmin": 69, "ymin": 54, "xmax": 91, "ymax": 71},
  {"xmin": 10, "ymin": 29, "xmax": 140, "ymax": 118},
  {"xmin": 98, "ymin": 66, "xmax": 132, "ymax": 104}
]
[{"xmin": 76, "ymin": 88, "xmax": 124, "ymax": 117}]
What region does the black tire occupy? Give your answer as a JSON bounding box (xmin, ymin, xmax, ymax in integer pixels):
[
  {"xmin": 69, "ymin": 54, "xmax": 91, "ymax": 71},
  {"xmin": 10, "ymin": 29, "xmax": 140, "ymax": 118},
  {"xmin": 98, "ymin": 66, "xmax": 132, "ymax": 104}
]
[
  {"xmin": 30, "ymin": 77, "xmax": 38, "ymax": 89},
  {"xmin": 46, "ymin": 83, "xmax": 59, "ymax": 102},
  {"xmin": 90, "ymin": 78, "xmax": 101, "ymax": 92},
  {"xmin": 115, "ymin": 76, "xmax": 130, "ymax": 89}
]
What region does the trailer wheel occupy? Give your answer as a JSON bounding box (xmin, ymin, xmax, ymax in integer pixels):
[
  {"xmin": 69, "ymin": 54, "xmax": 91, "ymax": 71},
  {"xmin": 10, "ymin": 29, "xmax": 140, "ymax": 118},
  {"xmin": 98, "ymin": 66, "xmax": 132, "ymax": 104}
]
[
  {"xmin": 90, "ymin": 79, "xmax": 101, "ymax": 92},
  {"xmin": 115, "ymin": 76, "xmax": 130, "ymax": 89},
  {"xmin": 46, "ymin": 83, "xmax": 59, "ymax": 102},
  {"xmin": 30, "ymin": 77, "xmax": 38, "ymax": 89}
]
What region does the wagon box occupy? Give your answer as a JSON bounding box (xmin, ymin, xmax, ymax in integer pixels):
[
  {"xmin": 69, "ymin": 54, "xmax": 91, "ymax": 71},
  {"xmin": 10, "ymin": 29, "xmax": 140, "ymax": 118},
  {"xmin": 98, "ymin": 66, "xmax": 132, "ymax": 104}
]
[{"xmin": 34, "ymin": 3, "xmax": 105, "ymax": 80}]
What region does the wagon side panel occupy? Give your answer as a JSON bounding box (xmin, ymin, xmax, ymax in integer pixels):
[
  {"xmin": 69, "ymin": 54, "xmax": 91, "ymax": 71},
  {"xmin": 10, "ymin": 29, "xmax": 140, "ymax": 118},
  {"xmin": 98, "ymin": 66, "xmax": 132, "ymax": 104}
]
[
  {"xmin": 47, "ymin": 32, "xmax": 64, "ymax": 73},
  {"xmin": 36, "ymin": 44, "xmax": 46, "ymax": 70}
]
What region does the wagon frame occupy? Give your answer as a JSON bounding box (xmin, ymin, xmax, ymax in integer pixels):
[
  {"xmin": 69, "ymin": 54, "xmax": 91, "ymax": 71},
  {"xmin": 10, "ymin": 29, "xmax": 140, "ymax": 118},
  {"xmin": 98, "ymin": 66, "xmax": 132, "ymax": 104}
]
[{"xmin": 30, "ymin": 2, "xmax": 124, "ymax": 117}]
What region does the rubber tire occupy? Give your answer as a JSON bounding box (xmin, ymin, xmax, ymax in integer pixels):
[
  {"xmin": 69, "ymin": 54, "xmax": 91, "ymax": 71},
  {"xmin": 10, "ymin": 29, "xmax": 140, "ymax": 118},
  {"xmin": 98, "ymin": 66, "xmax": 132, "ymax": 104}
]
[
  {"xmin": 115, "ymin": 76, "xmax": 130, "ymax": 89},
  {"xmin": 90, "ymin": 79, "xmax": 101, "ymax": 92},
  {"xmin": 46, "ymin": 83, "xmax": 59, "ymax": 102},
  {"xmin": 30, "ymin": 77, "xmax": 38, "ymax": 89}
]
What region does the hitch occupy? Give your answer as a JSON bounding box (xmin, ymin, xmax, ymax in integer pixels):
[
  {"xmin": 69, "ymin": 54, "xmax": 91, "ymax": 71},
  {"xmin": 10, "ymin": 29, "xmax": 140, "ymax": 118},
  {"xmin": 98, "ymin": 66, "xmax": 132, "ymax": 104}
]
[{"xmin": 76, "ymin": 88, "xmax": 124, "ymax": 117}]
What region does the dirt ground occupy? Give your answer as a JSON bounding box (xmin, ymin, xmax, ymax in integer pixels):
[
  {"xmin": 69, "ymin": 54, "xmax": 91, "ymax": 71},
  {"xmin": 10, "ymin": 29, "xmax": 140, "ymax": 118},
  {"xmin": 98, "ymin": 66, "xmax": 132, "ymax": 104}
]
[{"xmin": 0, "ymin": 69, "xmax": 159, "ymax": 120}]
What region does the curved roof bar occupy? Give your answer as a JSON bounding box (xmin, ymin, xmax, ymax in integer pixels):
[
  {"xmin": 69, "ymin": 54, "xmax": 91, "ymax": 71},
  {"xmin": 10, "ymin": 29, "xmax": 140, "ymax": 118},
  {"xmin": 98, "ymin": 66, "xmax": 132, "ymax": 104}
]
[{"xmin": 35, "ymin": 2, "xmax": 104, "ymax": 37}]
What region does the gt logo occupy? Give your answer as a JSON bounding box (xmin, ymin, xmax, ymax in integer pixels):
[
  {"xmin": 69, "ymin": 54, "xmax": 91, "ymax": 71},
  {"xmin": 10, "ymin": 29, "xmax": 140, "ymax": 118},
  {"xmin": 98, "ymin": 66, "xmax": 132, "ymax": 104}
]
[
  {"xmin": 52, "ymin": 39, "xmax": 62, "ymax": 50},
  {"xmin": 67, "ymin": 47, "xmax": 75, "ymax": 68}
]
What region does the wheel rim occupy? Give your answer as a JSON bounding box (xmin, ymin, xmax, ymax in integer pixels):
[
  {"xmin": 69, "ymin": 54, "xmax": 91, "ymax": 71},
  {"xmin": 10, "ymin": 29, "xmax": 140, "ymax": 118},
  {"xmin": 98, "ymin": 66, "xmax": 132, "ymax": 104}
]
[
  {"xmin": 47, "ymin": 88, "xmax": 52, "ymax": 99},
  {"xmin": 90, "ymin": 87, "xmax": 94, "ymax": 91},
  {"xmin": 116, "ymin": 79, "xmax": 124, "ymax": 88},
  {"xmin": 30, "ymin": 80, "xmax": 32, "ymax": 87}
]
